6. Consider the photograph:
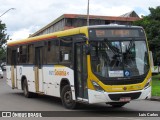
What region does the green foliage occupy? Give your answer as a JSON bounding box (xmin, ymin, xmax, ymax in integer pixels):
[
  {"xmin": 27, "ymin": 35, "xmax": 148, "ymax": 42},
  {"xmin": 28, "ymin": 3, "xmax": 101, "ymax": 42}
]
[
  {"xmin": 152, "ymin": 74, "xmax": 160, "ymax": 96},
  {"xmin": 0, "ymin": 21, "xmax": 8, "ymax": 61},
  {"xmin": 0, "ymin": 47, "xmax": 6, "ymax": 61},
  {"xmin": 133, "ymin": 6, "xmax": 160, "ymax": 65}
]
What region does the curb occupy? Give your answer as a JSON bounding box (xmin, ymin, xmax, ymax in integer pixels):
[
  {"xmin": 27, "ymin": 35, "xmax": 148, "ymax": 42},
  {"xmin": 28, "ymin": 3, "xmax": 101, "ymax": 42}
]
[{"xmin": 150, "ymin": 96, "xmax": 160, "ymax": 101}]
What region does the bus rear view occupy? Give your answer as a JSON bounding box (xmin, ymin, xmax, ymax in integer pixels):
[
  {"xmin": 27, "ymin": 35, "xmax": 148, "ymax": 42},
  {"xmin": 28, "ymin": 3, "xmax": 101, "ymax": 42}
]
[{"xmin": 87, "ymin": 25, "xmax": 151, "ymax": 107}]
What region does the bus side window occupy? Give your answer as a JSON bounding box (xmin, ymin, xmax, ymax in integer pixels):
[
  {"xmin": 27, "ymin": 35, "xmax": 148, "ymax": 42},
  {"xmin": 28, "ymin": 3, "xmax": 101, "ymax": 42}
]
[
  {"xmin": 59, "ymin": 37, "xmax": 72, "ymax": 63},
  {"xmin": 19, "ymin": 45, "xmax": 27, "ymax": 64},
  {"xmin": 47, "ymin": 39, "xmax": 59, "ymax": 64},
  {"xmin": 28, "ymin": 44, "xmax": 34, "ymax": 64},
  {"xmin": 11, "ymin": 49, "xmax": 17, "ymax": 66},
  {"xmin": 7, "ymin": 47, "xmax": 12, "ymax": 65}
]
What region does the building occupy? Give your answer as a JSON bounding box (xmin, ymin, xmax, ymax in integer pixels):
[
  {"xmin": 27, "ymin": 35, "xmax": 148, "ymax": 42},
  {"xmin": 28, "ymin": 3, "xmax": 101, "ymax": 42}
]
[{"xmin": 30, "ymin": 11, "xmax": 140, "ymax": 37}]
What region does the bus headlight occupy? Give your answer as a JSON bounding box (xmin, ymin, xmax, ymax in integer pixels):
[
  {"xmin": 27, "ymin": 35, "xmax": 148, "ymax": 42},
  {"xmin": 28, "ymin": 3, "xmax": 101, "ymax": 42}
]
[
  {"xmin": 144, "ymin": 77, "xmax": 152, "ymax": 89},
  {"xmin": 91, "ymin": 81, "xmax": 105, "ymax": 92}
]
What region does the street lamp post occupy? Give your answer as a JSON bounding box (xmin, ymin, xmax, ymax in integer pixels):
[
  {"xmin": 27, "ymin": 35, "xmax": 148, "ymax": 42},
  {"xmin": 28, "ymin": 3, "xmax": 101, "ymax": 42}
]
[
  {"xmin": 87, "ymin": 0, "xmax": 90, "ymax": 26},
  {"xmin": 0, "ymin": 8, "xmax": 15, "ymax": 18}
]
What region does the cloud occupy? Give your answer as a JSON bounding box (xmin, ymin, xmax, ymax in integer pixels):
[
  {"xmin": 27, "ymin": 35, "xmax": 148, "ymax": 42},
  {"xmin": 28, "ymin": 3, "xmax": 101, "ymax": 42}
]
[
  {"xmin": 11, "ymin": 28, "xmax": 31, "ymax": 40},
  {"xmin": 0, "ymin": 0, "xmax": 159, "ymax": 40},
  {"xmin": 89, "ymin": 4, "xmax": 132, "ymax": 16}
]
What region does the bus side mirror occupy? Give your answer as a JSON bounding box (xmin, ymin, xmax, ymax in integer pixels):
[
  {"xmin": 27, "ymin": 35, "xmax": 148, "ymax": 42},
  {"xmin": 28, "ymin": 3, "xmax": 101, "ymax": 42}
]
[{"xmin": 85, "ymin": 44, "xmax": 91, "ymax": 55}]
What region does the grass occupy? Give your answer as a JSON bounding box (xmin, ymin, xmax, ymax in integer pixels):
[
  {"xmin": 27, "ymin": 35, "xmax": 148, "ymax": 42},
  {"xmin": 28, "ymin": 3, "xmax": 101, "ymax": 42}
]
[{"xmin": 152, "ymin": 74, "xmax": 160, "ymax": 96}]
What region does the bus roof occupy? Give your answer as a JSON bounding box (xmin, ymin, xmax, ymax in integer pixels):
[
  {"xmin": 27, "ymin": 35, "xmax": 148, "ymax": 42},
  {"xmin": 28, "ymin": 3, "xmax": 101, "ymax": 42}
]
[
  {"xmin": 7, "ymin": 27, "xmax": 86, "ymax": 46},
  {"xmin": 7, "ymin": 25, "xmax": 142, "ymax": 47}
]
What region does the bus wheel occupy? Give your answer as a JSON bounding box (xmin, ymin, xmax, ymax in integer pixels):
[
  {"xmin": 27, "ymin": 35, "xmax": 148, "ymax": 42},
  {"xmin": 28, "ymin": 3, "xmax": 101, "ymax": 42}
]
[
  {"xmin": 23, "ymin": 79, "xmax": 32, "ymax": 98},
  {"xmin": 61, "ymin": 85, "xmax": 76, "ymax": 109},
  {"xmin": 108, "ymin": 102, "xmax": 127, "ymax": 107}
]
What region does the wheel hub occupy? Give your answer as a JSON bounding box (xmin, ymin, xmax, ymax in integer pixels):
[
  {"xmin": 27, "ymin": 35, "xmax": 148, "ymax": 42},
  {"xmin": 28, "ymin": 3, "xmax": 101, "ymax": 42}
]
[{"xmin": 64, "ymin": 91, "xmax": 72, "ymax": 104}]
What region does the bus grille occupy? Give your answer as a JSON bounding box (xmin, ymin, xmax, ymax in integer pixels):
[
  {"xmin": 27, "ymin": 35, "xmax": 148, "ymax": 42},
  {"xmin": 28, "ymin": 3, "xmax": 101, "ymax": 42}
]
[
  {"xmin": 101, "ymin": 77, "xmax": 145, "ymax": 85},
  {"xmin": 108, "ymin": 92, "xmax": 141, "ymax": 101}
]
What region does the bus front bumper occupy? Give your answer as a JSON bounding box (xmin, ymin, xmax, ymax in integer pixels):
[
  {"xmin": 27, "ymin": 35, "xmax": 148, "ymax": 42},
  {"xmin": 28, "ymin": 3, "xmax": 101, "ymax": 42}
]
[{"xmin": 88, "ymin": 86, "xmax": 151, "ymax": 104}]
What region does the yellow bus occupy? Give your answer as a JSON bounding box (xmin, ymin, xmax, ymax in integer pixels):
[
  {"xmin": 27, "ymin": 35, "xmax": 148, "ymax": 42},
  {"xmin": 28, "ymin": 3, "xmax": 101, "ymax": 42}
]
[{"xmin": 6, "ymin": 25, "xmax": 151, "ymax": 109}]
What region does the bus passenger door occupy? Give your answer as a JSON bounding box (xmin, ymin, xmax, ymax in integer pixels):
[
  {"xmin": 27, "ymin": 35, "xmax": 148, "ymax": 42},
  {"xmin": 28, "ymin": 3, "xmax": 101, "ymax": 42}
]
[
  {"xmin": 75, "ymin": 43, "xmax": 88, "ymax": 101},
  {"xmin": 35, "ymin": 47, "xmax": 44, "ymax": 93},
  {"xmin": 11, "ymin": 50, "xmax": 17, "ymax": 89}
]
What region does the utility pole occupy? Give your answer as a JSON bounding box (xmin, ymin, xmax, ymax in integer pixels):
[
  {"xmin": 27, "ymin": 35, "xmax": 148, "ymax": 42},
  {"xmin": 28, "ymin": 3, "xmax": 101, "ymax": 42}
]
[{"xmin": 87, "ymin": 0, "xmax": 90, "ymax": 26}]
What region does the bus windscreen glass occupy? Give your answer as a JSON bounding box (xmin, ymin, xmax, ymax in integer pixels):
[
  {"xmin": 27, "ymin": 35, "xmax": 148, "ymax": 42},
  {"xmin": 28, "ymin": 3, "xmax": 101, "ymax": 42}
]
[{"xmin": 89, "ymin": 28, "xmax": 149, "ymax": 79}]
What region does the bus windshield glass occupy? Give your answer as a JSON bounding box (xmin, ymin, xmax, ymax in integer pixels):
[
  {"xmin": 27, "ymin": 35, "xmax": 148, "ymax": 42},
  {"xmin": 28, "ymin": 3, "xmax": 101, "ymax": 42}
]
[{"xmin": 89, "ymin": 28, "xmax": 149, "ymax": 78}]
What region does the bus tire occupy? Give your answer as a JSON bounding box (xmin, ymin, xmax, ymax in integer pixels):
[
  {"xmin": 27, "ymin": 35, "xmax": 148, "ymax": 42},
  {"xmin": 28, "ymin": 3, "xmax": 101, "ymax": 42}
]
[
  {"xmin": 61, "ymin": 85, "xmax": 76, "ymax": 109},
  {"xmin": 23, "ymin": 79, "xmax": 32, "ymax": 98},
  {"xmin": 108, "ymin": 102, "xmax": 127, "ymax": 107}
]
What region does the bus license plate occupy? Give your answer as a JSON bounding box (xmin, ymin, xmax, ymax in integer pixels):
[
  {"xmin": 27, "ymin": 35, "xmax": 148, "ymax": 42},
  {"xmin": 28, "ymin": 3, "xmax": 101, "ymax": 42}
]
[{"xmin": 119, "ymin": 97, "xmax": 131, "ymax": 102}]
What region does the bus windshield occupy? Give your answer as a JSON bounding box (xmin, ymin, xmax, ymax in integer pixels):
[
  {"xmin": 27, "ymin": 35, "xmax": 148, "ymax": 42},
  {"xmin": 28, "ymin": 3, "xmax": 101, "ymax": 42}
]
[{"xmin": 90, "ymin": 40, "xmax": 149, "ymax": 78}]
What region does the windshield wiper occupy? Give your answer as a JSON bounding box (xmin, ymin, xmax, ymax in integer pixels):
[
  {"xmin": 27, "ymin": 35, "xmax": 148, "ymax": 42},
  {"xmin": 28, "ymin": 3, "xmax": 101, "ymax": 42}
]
[{"xmin": 103, "ymin": 39, "xmax": 123, "ymax": 64}]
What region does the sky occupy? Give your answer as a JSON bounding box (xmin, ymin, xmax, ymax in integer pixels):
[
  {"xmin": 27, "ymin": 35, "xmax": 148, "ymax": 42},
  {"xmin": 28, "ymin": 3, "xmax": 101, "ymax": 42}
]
[{"xmin": 0, "ymin": 0, "xmax": 159, "ymax": 40}]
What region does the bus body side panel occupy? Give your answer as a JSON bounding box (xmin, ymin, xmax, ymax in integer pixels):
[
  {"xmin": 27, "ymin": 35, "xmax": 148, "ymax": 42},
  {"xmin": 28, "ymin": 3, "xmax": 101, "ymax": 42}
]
[
  {"xmin": 6, "ymin": 65, "xmax": 18, "ymax": 89},
  {"xmin": 43, "ymin": 65, "xmax": 56, "ymax": 96},
  {"xmin": 16, "ymin": 65, "xmax": 36, "ymax": 92},
  {"xmin": 6, "ymin": 65, "xmax": 12, "ymax": 87},
  {"xmin": 43, "ymin": 65, "xmax": 76, "ymax": 100},
  {"xmin": 38, "ymin": 68, "xmax": 43, "ymax": 92},
  {"xmin": 16, "ymin": 65, "xmax": 22, "ymax": 90}
]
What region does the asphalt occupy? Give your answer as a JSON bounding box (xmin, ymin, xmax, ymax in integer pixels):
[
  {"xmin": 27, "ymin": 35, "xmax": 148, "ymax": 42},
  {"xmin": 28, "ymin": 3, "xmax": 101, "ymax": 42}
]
[
  {"xmin": 1, "ymin": 72, "xmax": 160, "ymax": 119},
  {"xmin": 150, "ymin": 96, "xmax": 160, "ymax": 101}
]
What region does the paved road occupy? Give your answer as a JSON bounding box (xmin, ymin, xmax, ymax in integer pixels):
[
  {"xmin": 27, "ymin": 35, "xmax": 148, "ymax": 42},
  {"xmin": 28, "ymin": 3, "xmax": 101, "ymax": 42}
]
[{"xmin": 0, "ymin": 72, "xmax": 160, "ymax": 120}]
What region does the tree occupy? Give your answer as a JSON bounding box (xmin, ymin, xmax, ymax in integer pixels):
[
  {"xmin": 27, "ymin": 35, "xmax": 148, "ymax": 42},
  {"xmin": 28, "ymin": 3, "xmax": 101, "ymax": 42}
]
[
  {"xmin": 133, "ymin": 6, "xmax": 160, "ymax": 65},
  {"xmin": 0, "ymin": 21, "xmax": 8, "ymax": 62}
]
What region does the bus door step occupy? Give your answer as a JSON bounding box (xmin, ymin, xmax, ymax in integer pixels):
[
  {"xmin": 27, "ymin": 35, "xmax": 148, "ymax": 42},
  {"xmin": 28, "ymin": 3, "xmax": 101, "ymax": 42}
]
[
  {"xmin": 37, "ymin": 92, "xmax": 44, "ymax": 95},
  {"xmin": 77, "ymin": 97, "xmax": 89, "ymax": 103}
]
